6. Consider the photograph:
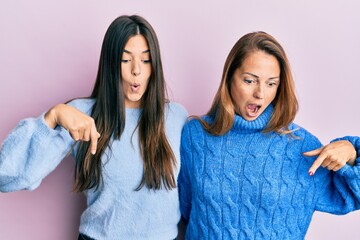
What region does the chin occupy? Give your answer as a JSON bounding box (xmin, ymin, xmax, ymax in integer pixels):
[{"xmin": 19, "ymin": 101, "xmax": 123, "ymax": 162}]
[{"xmin": 243, "ymin": 113, "xmax": 260, "ymax": 121}]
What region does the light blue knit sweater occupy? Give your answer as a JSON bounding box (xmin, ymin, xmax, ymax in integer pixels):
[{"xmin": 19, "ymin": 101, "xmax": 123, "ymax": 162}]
[
  {"xmin": 178, "ymin": 105, "xmax": 360, "ymax": 240},
  {"xmin": 0, "ymin": 99, "xmax": 188, "ymax": 240}
]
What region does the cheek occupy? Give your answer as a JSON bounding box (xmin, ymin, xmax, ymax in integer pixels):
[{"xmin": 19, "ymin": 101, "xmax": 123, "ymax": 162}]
[
  {"xmin": 230, "ymin": 83, "xmax": 244, "ymax": 101},
  {"xmin": 144, "ymin": 66, "xmax": 152, "ymax": 78},
  {"xmin": 272, "ymin": 87, "xmax": 279, "ymax": 99},
  {"xmin": 121, "ymin": 65, "xmax": 130, "ymax": 79},
  {"xmin": 144, "ymin": 68, "xmax": 152, "ymax": 84},
  {"xmin": 266, "ymin": 88, "xmax": 278, "ymax": 103},
  {"xmin": 121, "ymin": 81, "xmax": 129, "ymax": 94},
  {"xmin": 142, "ymin": 79, "xmax": 149, "ymax": 91},
  {"xmin": 231, "ymin": 88, "xmax": 246, "ymax": 110}
]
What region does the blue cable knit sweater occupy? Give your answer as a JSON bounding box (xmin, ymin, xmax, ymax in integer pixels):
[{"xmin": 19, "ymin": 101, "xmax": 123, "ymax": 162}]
[
  {"xmin": 178, "ymin": 105, "xmax": 360, "ymax": 240},
  {"xmin": 0, "ymin": 99, "xmax": 188, "ymax": 240}
]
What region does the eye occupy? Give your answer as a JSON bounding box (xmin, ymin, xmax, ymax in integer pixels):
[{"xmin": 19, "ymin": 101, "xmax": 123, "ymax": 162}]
[
  {"xmin": 267, "ymin": 81, "xmax": 277, "ymax": 87},
  {"xmin": 142, "ymin": 59, "xmax": 151, "ymax": 63},
  {"xmin": 121, "ymin": 59, "xmax": 130, "ymax": 63},
  {"xmin": 244, "ymin": 78, "xmax": 255, "ymax": 84}
]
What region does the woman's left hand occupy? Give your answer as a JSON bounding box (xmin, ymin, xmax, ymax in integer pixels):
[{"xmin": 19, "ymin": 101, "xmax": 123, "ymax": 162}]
[{"xmin": 304, "ymin": 140, "xmax": 357, "ymax": 175}]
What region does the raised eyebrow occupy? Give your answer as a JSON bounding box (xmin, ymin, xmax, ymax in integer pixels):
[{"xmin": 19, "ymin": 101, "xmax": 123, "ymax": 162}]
[
  {"xmin": 243, "ymin": 72, "xmax": 279, "ymax": 81},
  {"xmin": 268, "ymin": 77, "xmax": 280, "ymax": 81},
  {"xmin": 243, "ymin": 72, "xmax": 259, "ymax": 78}
]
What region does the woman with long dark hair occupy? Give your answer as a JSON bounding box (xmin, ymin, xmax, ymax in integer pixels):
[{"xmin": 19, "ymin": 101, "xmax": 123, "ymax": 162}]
[{"xmin": 0, "ymin": 15, "xmax": 187, "ymax": 240}]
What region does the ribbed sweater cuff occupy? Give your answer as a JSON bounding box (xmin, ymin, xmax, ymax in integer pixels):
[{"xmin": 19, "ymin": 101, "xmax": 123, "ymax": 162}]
[{"xmin": 33, "ymin": 113, "xmax": 63, "ymax": 141}]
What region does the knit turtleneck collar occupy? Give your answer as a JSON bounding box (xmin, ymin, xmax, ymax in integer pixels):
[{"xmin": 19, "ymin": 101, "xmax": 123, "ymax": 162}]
[{"xmin": 232, "ymin": 104, "xmax": 273, "ymax": 133}]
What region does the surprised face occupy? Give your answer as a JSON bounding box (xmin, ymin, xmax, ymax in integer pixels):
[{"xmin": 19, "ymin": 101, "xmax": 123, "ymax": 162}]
[
  {"xmin": 230, "ymin": 50, "xmax": 280, "ymax": 121},
  {"xmin": 121, "ymin": 34, "xmax": 152, "ymax": 108}
]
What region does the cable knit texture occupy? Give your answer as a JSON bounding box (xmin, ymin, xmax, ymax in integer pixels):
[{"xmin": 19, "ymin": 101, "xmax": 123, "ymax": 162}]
[
  {"xmin": 178, "ymin": 105, "xmax": 360, "ymax": 240},
  {"xmin": 0, "ymin": 99, "xmax": 188, "ymax": 240}
]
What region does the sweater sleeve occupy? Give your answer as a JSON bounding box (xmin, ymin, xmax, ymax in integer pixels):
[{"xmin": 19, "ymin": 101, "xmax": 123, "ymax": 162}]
[
  {"xmin": 178, "ymin": 121, "xmax": 193, "ymax": 222},
  {"xmin": 313, "ymin": 135, "xmax": 360, "ymax": 214},
  {"xmin": 0, "ymin": 99, "xmax": 95, "ymax": 192},
  {"xmin": 0, "ymin": 114, "xmax": 75, "ymax": 192}
]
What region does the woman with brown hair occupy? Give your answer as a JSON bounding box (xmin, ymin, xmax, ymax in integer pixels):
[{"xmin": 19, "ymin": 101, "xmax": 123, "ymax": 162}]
[
  {"xmin": 0, "ymin": 15, "xmax": 187, "ymax": 240},
  {"xmin": 178, "ymin": 31, "xmax": 360, "ymax": 239}
]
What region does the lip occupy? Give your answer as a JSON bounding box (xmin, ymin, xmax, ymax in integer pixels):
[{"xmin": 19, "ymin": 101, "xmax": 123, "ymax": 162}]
[
  {"xmin": 130, "ymin": 83, "xmax": 140, "ymax": 92},
  {"xmin": 246, "ymin": 103, "xmax": 262, "ymax": 118}
]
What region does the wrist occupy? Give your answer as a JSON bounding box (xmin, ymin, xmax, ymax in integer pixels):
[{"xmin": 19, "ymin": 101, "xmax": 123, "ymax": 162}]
[
  {"xmin": 44, "ymin": 105, "xmax": 60, "ymax": 129},
  {"xmin": 348, "ymin": 158, "xmax": 356, "ymax": 167}
]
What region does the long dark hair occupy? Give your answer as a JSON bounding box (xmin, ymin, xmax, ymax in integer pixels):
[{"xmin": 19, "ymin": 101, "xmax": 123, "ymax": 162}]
[
  {"xmin": 73, "ymin": 15, "xmax": 176, "ymax": 192},
  {"xmin": 197, "ymin": 31, "xmax": 298, "ymax": 135}
]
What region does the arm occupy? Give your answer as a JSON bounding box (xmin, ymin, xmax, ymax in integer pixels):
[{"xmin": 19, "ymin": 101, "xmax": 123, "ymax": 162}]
[
  {"xmin": 0, "ymin": 100, "xmax": 99, "ymax": 192},
  {"xmin": 303, "ymin": 136, "xmax": 360, "ymax": 214},
  {"xmin": 0, "ymin": 114, "xmax": 74, "ymax": 192},
  {"xmin": 313, "ymin": 166, "xmax": 360, "ymax": 214}
]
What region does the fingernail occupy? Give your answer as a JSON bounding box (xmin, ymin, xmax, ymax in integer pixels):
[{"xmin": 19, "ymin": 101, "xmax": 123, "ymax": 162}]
[{"xmin": 308, "ymin": 171, "xmax": 314, "ymax": 176}]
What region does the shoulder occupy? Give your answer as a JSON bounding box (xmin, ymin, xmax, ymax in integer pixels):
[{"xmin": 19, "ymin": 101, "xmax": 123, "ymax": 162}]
[
  {"xmin": 166, "ymin": 102, "xmax": 188, "ymax": 117},
  {"xmin": 184, "ymin": 114, "xmax": 212, "ymax": 129},
  {"xmin": 165, "ymin": 102, "xmax": 189, "ymax": 123},
  {"xmin": 67, "ymin": 98, "xmax": 95, "ymax": 116},
  {"xmin": 162, "ymin": 102, "xmax": 189, "ymax": 134},
  {"xmin": 288, "ymin": 122, "xmax": 322, "ymax": 151},
  {"xmin": 289, "ymin": 123, "xmax": 317, "ymax": 140},
  {"xmin": 184, "ymin": 117, "xmax": 202, "ymax": 128},
  {"xmin": 182, "ymin": 117, "xmax": 207, "ymax": 138}
]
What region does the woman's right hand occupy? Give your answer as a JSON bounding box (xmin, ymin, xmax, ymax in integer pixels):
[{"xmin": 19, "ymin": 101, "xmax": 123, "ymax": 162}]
[
  {"xmin": 44, "ymin": 104, "xmax": 100, "ymax": 154},
  {"xmin": 304, "ymin": 140, "xmax": 357, "ymax": 175}
]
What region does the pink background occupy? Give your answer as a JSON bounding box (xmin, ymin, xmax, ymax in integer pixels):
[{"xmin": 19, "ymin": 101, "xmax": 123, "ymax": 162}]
[{"xmin": 1, "ymin": 1, "xmax": 359, "ymax": 239}]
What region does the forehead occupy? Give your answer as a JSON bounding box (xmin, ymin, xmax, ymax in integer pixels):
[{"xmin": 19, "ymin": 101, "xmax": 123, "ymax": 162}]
[
  {"xmin": 123, "ymin": 34, "xmax": 149, "ymax": 53},
  {"xmin": 240, "ymin": 51, "xmax": 280, "ymax": 75}
]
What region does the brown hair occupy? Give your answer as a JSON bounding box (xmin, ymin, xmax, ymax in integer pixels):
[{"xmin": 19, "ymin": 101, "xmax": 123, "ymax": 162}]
[
  {"xmin": 74, "ymin": 15, "xmax": 176, "ymax": 192},
  {"xmin": 197, "ymin": 31, "xmax": 298, "ymax": 135}
]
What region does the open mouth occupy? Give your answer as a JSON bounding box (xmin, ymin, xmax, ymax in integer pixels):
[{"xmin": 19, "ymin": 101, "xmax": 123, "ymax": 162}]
[
  {"xmin": 130, "ymin": 83, "xmax": 140, "ymax": 92},
  {"xmin": 246, "ymin": 104, "xmax": 261, "ymax": 117}
]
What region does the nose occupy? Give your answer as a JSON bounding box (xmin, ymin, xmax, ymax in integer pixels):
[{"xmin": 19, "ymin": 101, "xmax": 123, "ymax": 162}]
[
  {"xmin": 254, "ymin": 83, "xmax": 264, "ymax": 99},
  {"xmin": 131, "ymin": 61, "xmax": 141, "ymax": 76}
]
